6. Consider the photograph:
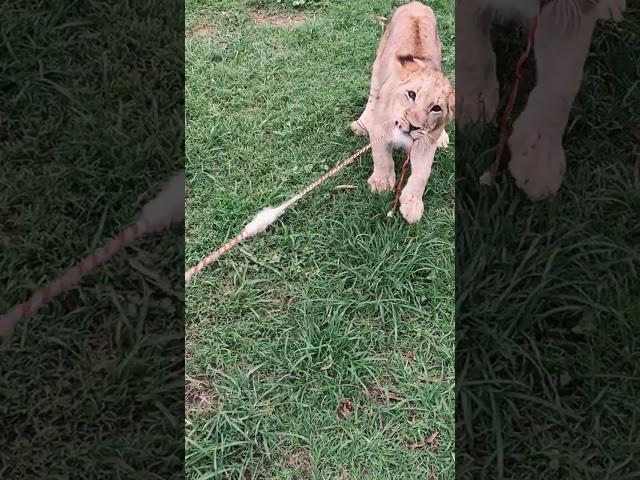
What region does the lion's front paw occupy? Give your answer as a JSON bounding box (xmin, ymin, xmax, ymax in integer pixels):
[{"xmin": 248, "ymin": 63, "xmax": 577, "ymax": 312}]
[
  {"xmin": 457, "ymin": 76, "xmax": 499, "ymax": 129},
  {"xmin": 368, "ymin": 170, "xmax": 396, "ymax": 193},
  {"xmin": 508, "ymin": 128, "xmax": 566, "ymax": 201},
  {"xmin": 399, "ymin": 192, "xmax": 424, "ymax": 224},
  {"xmin": 436, "ymin": 130, "xmax": 449, "ymax": 149},
  {"xmin": 350, "ymin": 120, "xmax": 368, "ymax": 137}
]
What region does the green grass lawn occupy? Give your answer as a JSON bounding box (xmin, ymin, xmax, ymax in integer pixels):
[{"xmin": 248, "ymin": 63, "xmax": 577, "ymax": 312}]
[
  {"xmin": 456, "ymin": 10, "xmax": 640, "ymax": 478},
  {"xmin": 185, "ymin": 0, "xmax": 455, "ymax": 478},
  {"xmin": 1, "ymin": 2, "xmax": 183, "ymax": 478}
]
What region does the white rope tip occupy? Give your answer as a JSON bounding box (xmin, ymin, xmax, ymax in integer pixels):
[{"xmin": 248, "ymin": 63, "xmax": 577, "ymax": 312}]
[
  {"xmin": 386, "ymin": 210, "xmax": 395, "ymax": 218},
  {"xmin": 140, "ymin": 171, "xmax": 186, "ymax": 232},
  {"xmin": 479, "ymin": 171, "xmax": 495, "ymax": 187},
  {"xmin": 242, "ymin": 205, "xmax": 287, "ymax": 238}
]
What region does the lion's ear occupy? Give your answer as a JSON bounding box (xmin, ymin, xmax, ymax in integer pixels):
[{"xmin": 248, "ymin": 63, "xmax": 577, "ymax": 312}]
[
  {"xmin": 395, "ymin": 55, "xmax": 425, "ymax": 77},
  {"xmin": 447, "ymin": 87, "xmax": 455, "ymax": 123}
]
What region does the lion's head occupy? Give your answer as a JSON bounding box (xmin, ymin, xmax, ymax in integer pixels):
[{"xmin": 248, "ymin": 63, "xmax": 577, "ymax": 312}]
[{"xmin": 383, "ymin": 57, "xmax": 455, "ymax": 147}]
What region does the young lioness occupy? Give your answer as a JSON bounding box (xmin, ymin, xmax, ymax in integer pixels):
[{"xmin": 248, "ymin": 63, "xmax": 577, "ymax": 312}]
[{"xmin": 351, "ymin": 1, "xmax": 454, "ymax": 224}]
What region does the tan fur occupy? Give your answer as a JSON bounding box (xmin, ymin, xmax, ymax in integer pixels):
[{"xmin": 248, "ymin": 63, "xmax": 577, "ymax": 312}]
[{"xmin": 350, "ymin": 1, "xmax": 454, "ymax": 224}]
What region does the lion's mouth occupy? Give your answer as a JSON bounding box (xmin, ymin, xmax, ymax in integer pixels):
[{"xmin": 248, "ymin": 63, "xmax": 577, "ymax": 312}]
[
  {"xmin": 405, "ymin": 123, "xmax": 423, "ymax": 137},
  {"xmin": 405, "ymin": 128, "xmax": 423, "ymax": 140},
  {"xmin": 396, "ymin": 121, "xmax": 424, "ymax": 140}
]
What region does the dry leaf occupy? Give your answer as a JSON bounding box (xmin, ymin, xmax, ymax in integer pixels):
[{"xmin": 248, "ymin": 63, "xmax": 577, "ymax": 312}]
[
  {"xmin": 338, "ymin": 398, "xmax": 353, "ymax": 419},
  {"xmin": 320, "ymin": 363, "xmax": 333, "ymax": 371},
  {"xmin": 185, "ymin": 374, "xmax": 216, "ymax": 413},
  {"xmin": 403, "ymin": 350, "xmax": 416, "ymax": 364},
  {"xmin": 426, "ymin": 431, "xmax": 439, "ymax": 450},
  {"xmin": 407, "ymin": 432, "xmax": 439, "ymax": 451},
  {"xmin": 385, "ymin": 391, "xmax": 401, "ymax": 402},
  {"xmin": 195, "ymin": 393, "xmax": 213, "ymax": 406},
  {"xmin": 368, "ymin": 385, "xmax": 401, "ymax": 404}
]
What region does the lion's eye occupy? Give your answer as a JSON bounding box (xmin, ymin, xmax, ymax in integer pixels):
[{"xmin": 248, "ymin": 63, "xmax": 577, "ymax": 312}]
[
  {"xmin": 431, "ymin": 105, "xmax": 442, "ymax": 112},
  {"xmin": 407, "ymin": 91, "xmax": 416, "ymax": 100}
]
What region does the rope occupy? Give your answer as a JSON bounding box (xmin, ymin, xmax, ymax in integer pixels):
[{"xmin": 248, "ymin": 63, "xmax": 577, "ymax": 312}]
[
  {"xmin": 185, "ymin": 131, "xmax": 390, "ymax": 282},
  {"xmin": 0, "ymin": 171, "xmax": 185, "ymax": 336},
  {"xmin": 387, "ymin": 143, "xmax": 413, "ymax": 217},
  {"xmin": 0, "ymin": 222, "xmax": 148, "ymax": 335},
  {"xmin": 483, "ymin": 2, "xmax": 541, "ymax": 184}
]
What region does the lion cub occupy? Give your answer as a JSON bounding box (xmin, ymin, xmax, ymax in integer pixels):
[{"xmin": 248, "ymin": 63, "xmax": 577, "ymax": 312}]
[{"xmin": 351, "ymin": 1, "xmax": 454, "ymax": 223}]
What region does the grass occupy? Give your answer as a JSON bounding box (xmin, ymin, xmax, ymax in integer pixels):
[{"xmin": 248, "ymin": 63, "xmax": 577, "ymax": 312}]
[
  {"xmin": 185, "ymin": 0, "xmax": 455, "ymax": 478},
  {"xmin": 0, "ymin": 2, "xmax": 183, "ymax": 478},
  {"xmin": 456, "ymin": 7, "xmax": 640, "ymax": 479}
]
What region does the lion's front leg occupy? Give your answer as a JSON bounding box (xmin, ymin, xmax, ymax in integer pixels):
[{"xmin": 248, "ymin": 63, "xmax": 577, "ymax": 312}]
[
  {"xmin": 368, "ymin": 137, "xmax": 396, "ymax": 193},
  {"xmin": 456, "ymin": 0, "xmax": 499, "ymax": 128},
  {"xmin": 399, "ymin": 141, "xmax": 437, "ymax": 224},
  {"xmin": 508, "ymin": 6, "xmax": 600, "ymax": 201}
]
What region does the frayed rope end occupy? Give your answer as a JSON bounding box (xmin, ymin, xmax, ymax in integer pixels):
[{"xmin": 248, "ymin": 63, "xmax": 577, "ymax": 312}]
[
  {"xmin": 242, "ymin": 205, "xmax": 287, "ymax": 238},
  {"xmin": 139, "ymin": 171, "xmax": 186, "ymax": 233}
]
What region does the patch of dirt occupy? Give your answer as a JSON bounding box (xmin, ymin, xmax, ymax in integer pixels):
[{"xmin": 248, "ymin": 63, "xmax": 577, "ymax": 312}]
[
  {"xmin": 185, "ymin": 374, "xmax": 216, "ymax": 413},
  {"xmin": 283, "ymin": 448, "xmax": 312, "ymax": 477},
  {"xmin": 252, "ymin": 11, "xmax": 310, "ymax": 27},
  {"xmin": 189, "ymin": 23, "xmax": 218, "ymax": 38}
]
